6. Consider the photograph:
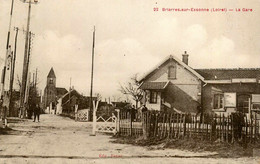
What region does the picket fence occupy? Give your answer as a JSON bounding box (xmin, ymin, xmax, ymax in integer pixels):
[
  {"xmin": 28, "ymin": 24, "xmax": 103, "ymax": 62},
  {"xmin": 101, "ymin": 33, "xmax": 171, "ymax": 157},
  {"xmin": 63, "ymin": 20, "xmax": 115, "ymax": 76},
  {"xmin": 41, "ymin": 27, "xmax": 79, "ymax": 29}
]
[{"xmin": 118, "ymin": 111, "xmax": 260, "ymax": 143}]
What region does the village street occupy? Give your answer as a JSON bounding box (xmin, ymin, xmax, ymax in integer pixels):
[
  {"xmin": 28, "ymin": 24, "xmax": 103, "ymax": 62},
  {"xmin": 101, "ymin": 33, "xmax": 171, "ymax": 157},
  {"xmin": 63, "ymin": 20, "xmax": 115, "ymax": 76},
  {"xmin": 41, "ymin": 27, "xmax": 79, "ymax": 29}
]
[{"xmin": 0, "ymin": 114, "xmax": 259, "ymax": 164}]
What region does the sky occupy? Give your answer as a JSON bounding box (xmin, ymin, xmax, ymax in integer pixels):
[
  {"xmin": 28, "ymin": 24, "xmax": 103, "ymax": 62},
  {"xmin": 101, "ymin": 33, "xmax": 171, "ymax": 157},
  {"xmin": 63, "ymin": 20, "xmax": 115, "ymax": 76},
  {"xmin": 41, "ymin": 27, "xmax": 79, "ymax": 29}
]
[{"xmin": 0, "ymin": 0, "xmax": 260, "ymax": 101}]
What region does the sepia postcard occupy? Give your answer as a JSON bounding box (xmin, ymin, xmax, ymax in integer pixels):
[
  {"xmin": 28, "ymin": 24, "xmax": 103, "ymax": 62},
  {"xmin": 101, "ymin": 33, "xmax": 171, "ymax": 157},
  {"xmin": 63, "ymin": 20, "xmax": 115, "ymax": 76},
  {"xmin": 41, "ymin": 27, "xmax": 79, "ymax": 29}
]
[{"xmin": 0, "ymin": 0, "xmax": 260, "ymax": 163}]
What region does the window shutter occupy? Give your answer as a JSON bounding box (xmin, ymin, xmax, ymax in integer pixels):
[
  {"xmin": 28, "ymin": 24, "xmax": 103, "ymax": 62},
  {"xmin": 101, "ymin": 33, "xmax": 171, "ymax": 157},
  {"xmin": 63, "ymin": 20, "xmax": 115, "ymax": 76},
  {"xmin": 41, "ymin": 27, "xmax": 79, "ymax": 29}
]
[{"xmin": 168, "ymin": 65, "xmax": 176, "ymax": 79}]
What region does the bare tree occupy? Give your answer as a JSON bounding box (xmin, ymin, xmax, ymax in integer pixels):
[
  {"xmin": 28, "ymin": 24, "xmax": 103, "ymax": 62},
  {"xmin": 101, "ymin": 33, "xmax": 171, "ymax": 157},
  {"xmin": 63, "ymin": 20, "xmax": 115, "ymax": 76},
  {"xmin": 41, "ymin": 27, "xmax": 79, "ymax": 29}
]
[
  {"xmin": 16, "ymin": 74, "xmax": 39, "ymax": 90},
  {"xmin": 119, "ymin": 74, "xmax": 143, "ymax": 108},
  {"xmin": 124, "ymin": 95, "xmax": 131, "ymax": 103},
  {"xmin": 111, "ymin": 95, "xmax": 122, "ymax": 102}
]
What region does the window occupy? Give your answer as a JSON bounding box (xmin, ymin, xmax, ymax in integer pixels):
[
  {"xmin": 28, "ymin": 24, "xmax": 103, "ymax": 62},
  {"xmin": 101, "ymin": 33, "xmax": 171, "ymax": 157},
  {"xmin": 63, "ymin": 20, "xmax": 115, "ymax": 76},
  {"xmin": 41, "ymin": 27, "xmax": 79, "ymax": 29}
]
[
  {"xmin": 50, "ymin": 78, "xmax": 53, "ymax": 84},
  {"xmin": 214, "ymin": 94, "xmax": 224, "ymax": 109},
  {"xmin": 150, "ymin": 91, "xmax": 158, "ymax": 104},
  {"xmin": 168, "ymin": 66, "xmax": 176, "ymax": 79},
  {"xmin": 252, "ymin": 103, "xmax": 260, "ymax": 111}
]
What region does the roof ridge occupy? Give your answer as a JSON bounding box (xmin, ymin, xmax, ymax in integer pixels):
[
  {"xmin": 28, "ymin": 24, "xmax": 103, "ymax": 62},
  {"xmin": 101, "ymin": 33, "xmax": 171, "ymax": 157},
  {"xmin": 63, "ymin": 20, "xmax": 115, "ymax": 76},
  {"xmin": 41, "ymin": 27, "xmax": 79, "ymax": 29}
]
[{"xmin": 139, "ymin": 54, "xmax": 205, "ymax": 82}]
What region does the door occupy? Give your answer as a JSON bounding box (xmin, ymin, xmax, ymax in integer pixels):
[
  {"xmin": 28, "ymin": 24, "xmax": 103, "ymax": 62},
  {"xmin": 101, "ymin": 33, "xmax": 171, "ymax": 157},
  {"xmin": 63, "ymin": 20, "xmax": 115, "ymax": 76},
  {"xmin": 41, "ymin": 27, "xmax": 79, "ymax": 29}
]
[{"xmin": 237, "ymin": 94, "xmax": 250, "ymax": 113}]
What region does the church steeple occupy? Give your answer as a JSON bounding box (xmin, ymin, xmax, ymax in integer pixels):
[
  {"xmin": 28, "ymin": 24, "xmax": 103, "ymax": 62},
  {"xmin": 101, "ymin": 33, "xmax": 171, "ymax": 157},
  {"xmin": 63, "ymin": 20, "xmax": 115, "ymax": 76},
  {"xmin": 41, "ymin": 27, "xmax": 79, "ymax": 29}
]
[
  {"xmin": 47, "ymin": 67, "xmax": 56, "ymax": 78},
  {"xmin": 47, "ymin": 67, "xmax": 56, "ymax": 87}
]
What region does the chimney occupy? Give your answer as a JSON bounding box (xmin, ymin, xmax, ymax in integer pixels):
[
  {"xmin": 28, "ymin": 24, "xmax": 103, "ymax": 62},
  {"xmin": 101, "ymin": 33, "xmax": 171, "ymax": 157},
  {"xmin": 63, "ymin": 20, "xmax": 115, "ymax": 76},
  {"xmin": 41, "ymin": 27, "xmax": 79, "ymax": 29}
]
[{"xmin": 182, "ymin": 51, "xmax": 189, "ymax": 65}]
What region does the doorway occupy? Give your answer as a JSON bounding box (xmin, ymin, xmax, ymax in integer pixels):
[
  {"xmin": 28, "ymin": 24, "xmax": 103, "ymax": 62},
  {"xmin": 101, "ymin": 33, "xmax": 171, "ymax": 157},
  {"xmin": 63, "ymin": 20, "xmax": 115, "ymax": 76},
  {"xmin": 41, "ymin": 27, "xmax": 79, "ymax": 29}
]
[{"xmin": 237, "ymin": 94, "xmax": 250, "ymax": 113}]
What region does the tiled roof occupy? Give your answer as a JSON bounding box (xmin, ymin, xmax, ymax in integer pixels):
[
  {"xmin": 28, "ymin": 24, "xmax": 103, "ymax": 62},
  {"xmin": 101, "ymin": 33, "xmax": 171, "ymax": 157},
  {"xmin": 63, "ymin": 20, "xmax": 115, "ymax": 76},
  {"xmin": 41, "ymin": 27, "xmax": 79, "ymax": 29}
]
[
  {"xmin": 56, "ymin": 87, "xmax": 68, "ymax": 97},
  {"xmin": 195, "ymin": 68, "xmax": 260, "ymax": 80},
  {"xmin": 139, "ymin": 81, "xmax": 169, "ymax": 90}
]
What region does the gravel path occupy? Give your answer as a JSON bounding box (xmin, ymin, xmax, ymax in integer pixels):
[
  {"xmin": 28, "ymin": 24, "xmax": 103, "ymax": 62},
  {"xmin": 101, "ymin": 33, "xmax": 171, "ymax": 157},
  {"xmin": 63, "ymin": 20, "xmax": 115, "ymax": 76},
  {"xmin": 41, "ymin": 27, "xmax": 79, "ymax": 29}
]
[{"xmin": 0, "ymin": 114, "xmax": 258, "ymax": 164}]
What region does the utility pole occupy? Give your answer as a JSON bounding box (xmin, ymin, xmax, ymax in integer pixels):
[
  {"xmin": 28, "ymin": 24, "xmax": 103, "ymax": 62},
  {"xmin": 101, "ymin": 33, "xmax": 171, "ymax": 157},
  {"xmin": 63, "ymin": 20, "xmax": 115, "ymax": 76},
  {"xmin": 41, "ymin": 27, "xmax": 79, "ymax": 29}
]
[
  {"xmin": 19, "ymin": 0, "xmax": 38, "ymax": 118},
  {"xmin": 24, "ymin": 72, "xmax": 31, "ymax": 107},
  {"xmin": 8, "ymin": 27, "xmax": 19, "ymax": 117},
  {"xmin": 24, "ymin": 31, "xmax": 34, "ymax": 117},
  {"xmin": 5, "ymin": 50, "xmax": 14, "ymax": 116},
  {"xmin": 1, "ymin": 0, "xmax": 15, "ymax": 122},
  {"xmin": 69, "ymin": 77, "xmax": 71, "ymax": 113},
  {"xmin": 19, "ymin": 30, "xmax": 34, "ymax": 118},
  {"xmin": 89, "ymin": 26, "xmax": 95, "ymax": 119},
  {"xmin": 35, "ymin": 68, "xmax": 38, "ymax": 105},
  {"xmin": 32, "ymin": 73, "xmax": 35, "ymax": 88},
  {"xmin": 89, "ymin": 26, "xmax": 99, "ymax": 136},
  {"xmin": 8, "ymin": 51, "xmax": 14, "ymax": 117},
  {"xmin": 35, "ymin": 68, "xmax": 37, "ymax": 88}
]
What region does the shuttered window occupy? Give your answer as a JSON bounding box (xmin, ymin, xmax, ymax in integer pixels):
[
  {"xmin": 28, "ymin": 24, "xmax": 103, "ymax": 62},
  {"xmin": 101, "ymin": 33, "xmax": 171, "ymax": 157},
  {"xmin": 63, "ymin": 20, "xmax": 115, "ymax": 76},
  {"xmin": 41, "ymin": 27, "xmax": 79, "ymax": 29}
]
[{"xmin": 168, "ymin": 66, "xmax": 176, "ymax": 79}]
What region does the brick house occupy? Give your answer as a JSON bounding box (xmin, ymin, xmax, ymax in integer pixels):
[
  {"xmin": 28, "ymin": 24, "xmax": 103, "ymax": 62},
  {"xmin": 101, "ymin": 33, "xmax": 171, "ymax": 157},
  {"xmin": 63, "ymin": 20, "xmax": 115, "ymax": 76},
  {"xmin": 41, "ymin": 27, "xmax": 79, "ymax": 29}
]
[{"xmin": 139, "ymin": 52, "xmax": 260, "ymax": 116}]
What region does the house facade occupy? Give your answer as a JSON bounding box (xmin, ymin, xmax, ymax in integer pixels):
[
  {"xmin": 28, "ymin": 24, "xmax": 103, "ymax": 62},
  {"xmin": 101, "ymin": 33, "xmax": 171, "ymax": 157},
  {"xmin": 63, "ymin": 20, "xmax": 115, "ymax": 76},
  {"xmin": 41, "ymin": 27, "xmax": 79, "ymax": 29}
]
[
  {"xmin": 196, "ymin": 69, "xmax": 260, "ymax": 115},
  {"xmin": 139, "ymin": 52, "xmax": 203, "ymax": 113},
  {"xmin": 56, "ymin": 89, "xmax": 80, "ymax": 114},
  {"xmin": 139, "ymin": 52, "xmax": 260, "ymax": 116},
  {"xmin": 56, "ymin": 89, "xmax": 97, "ymax": 115}
]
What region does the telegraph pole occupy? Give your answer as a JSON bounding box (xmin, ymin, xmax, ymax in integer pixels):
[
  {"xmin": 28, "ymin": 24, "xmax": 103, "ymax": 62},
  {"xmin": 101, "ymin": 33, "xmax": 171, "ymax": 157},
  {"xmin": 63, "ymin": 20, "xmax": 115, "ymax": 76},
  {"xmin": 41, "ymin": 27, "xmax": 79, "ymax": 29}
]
[
  {"xmin": 90, "ymin": 27, "xmax": 97, "ymax": 135},
  {"xmin": 1, "ymin": 0, "xmax": 14, "ymax": 96},
  {"xmin": 1, "ymin": 0, "xmax": 15, "ymax": 122},
  {"xmin": 35, "ymin": 68, "xmax": 38, "ymax": 87},
  {"xmin": 90, "ymin": 27, "xmax": 98, "ymax": 135},
  {"xmin": 89, "ymin": 26, "xmax": 95, "ymax": 117},
  {"xmin": 25, "ymin": 31, "xmax": 34, "ymax": 117},
  {"xmin": 69, "ymin": 77, "xmax": 71, "ymax": 113},
  {"xmin": 32, "ymin": 73, "xmax": 35, "ymax": 88},
  {"xmin": 9, "ymin": 27, "xmax": 19, "ymax": 116},
  {"xmin": 19, "ymin": 0, "xmax": 38, "ymax": 118}
]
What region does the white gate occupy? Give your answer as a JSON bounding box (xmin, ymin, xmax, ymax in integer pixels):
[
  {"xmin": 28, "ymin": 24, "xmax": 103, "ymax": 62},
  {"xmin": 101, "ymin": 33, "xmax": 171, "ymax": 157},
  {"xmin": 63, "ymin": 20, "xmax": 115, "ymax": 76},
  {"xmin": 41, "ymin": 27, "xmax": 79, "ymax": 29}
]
[
  {"xmin": 96, "ymin": 114, "xmax": 117, "ymax": 134},
  {"xmin": 75, "ymin": 109, "xmax": 89, "ymax": 122},
  {"xmin": 91, "ymin": 101, "xmax": 119, "ymax": 135}
]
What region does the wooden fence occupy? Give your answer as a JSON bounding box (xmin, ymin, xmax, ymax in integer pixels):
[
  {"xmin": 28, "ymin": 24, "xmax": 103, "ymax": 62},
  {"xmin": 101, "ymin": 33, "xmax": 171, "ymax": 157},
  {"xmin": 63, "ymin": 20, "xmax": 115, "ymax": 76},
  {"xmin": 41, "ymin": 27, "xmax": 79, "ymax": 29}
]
[
  {"xmin": 118, "ymin": 111, "xmax": 260, "ymax": 143},
  {"xmin": 119, "ymin": 111, "xmax": 143, "ymax": 136}
]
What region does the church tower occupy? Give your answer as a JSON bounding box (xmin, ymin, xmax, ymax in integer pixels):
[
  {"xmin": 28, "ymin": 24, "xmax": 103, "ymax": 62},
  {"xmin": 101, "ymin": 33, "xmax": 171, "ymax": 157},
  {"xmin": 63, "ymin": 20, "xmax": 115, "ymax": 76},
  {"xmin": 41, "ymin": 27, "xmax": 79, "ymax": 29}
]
[
  {"xmin": 43, "ymin": 68, "xmax": 57, "ymax": 109},
  {"xmin": 47, "ymin": 67, "xmax": 56, "ymax": 87}
]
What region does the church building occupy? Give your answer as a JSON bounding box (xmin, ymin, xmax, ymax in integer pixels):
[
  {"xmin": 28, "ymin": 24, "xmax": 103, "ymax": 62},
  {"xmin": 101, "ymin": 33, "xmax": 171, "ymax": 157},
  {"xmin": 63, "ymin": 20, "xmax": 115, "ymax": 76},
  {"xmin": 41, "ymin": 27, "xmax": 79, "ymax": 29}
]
[{"xmin": 42, "ymin": 68, "xmax": 68, "ymax": 109}]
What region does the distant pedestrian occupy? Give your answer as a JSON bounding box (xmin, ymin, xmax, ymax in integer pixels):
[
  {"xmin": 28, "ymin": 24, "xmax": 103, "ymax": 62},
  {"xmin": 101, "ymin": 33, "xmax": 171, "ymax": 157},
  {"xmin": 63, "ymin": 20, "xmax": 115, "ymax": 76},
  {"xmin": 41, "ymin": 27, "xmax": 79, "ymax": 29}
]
[
  {"xmin": 28, "ymin": 103, "xmax": 33, "ymax": 119},
  {"xmin": 233, "ymin": 109, "xmax": 245, "ymax": 141},
  {"xmin": 33, "ymin": 104, "xmax": 41, "ymax": 122}
]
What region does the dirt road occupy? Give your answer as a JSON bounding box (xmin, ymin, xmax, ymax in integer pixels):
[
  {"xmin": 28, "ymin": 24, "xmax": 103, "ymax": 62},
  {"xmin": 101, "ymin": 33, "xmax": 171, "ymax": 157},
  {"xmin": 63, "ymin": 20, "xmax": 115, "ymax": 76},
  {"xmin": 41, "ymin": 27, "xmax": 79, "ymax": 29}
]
[{"xmin": 0, "ymin": 114, "xmax": 258, "ymax": 164}]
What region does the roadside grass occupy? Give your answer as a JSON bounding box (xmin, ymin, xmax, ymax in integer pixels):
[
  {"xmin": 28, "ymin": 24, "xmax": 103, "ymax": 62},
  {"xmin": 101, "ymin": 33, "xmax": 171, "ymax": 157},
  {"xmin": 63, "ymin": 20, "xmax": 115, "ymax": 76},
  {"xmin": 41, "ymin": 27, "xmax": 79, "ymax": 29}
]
[
  {"xmin": 111, "ymin": 135, "xmax": 260, "ymax": 158},
  {"xmin": 0, "ymin": 126, "xmax": 28, "ymax": 136}
]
